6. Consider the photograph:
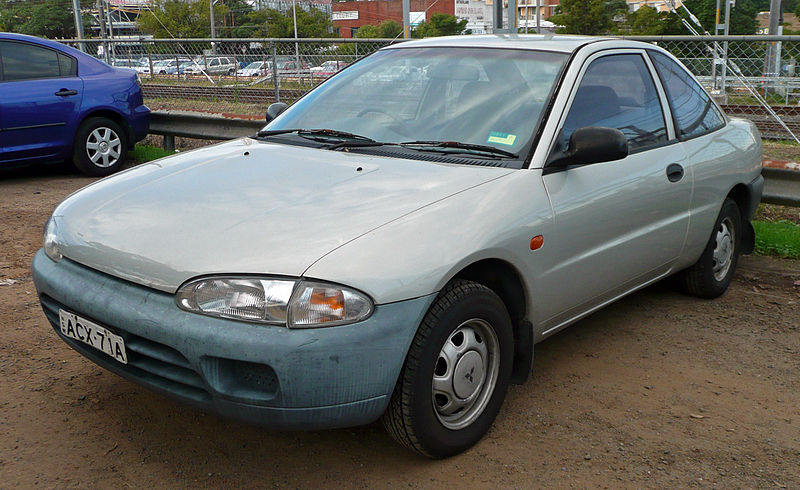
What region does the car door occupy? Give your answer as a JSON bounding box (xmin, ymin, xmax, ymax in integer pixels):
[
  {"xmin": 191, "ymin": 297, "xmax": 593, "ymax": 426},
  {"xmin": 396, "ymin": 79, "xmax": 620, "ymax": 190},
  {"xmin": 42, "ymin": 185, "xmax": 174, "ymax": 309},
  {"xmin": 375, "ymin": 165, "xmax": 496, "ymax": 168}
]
[
  {"xmin": 0, "ymin": 40, "xmax": 83, "ymax": 163},
  {"xmin": 535, "ymin": 50, "xmax": 692, "ymax": 334}
]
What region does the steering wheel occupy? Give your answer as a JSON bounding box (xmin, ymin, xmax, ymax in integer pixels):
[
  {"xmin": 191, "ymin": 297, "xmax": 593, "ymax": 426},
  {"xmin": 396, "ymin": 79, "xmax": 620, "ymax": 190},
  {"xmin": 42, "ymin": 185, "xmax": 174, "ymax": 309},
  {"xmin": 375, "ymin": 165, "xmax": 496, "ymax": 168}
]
[{"xmin": 356, "ymin": 108, "xmax": 406, "ymax": 126}]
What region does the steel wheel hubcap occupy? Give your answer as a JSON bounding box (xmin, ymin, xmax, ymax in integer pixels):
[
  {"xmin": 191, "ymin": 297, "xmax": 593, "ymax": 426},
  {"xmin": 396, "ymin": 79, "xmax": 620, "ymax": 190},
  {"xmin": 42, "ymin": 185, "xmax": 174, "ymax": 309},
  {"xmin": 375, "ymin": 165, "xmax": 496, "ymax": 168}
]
[
  {"xmin": 712, "ymin": 217, "xmax": 735, "ymax": 281},
  {"xmin": 432, "ymin": 318, "xmax": 499, "ymax": 430},
  {"xmin": 86, "ymin": 127, "xmax": 121, "ymax": 168}
]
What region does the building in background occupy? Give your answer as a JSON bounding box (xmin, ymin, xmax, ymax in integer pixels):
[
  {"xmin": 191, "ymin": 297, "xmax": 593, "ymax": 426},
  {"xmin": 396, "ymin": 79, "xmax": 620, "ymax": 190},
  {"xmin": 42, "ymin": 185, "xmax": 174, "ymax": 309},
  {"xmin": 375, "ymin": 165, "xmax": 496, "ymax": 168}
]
[
  {"xmin": 626, "ymin": 0, "xmax": 682, "ymax": 12},
  {"xmin": 332, "ymin": 0, "xmax": 454, "ymax": 38}
]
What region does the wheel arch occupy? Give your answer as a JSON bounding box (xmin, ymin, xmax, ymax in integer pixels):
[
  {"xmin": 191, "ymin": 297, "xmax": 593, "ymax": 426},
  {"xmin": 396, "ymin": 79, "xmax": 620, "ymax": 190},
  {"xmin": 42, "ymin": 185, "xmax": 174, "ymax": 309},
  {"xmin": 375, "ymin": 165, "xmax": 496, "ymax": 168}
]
[
  {"xmin": 726, "ymin": 183, "xmax": 756, "ymax": 255},
  {"xmin": 76, "ymin": 109, "xmax": 134, "ymax": 149},
  {"xmin": 449, "ymin": 258, "xmax": 533, "ymax": 385}
]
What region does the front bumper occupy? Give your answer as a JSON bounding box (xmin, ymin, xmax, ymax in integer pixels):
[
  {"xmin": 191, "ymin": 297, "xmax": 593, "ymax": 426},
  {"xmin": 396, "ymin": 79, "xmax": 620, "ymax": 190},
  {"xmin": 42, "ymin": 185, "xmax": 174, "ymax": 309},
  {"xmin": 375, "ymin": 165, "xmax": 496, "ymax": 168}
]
[{"xmin": 32, "ymin": 250, "xmax": 434, "ymax": 430}]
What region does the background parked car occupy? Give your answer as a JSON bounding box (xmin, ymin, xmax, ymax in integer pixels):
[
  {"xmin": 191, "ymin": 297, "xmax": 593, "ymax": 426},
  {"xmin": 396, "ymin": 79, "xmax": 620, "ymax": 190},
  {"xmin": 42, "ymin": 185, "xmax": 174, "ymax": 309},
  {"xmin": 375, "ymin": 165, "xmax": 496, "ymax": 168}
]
[
  {"xmin": 310, "ymin": 60, "xmax": 349, "ymax": 77},
  {"xmin": 183, "ymin": 56, "xmax": 238, "ymax": 75},
  {"xmin": 0, "ymin": 33, "xmax": 150, "ymax": 176},
  {"xmin": 237, "ymin": 60, "xmax": 270, "ymax": 77},
  {"xmin": 152, "ymin": 58, "xmax": 192, "ymax": 75}
]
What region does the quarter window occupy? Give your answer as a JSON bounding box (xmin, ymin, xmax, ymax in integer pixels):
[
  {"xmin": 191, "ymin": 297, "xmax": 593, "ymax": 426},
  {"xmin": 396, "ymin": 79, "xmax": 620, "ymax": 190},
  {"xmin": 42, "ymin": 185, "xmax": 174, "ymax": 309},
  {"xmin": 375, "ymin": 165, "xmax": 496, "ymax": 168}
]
[
  {"xmin": 0, "ymin": 41, "xmax": 74, "ymax": 81},
  {"xmin": 559, "ymin": 54, "xmax": 668, "ymax": 152},
  {"xmin": 649, "ymin": 50, "xmax": 725, "ymax": 139}
]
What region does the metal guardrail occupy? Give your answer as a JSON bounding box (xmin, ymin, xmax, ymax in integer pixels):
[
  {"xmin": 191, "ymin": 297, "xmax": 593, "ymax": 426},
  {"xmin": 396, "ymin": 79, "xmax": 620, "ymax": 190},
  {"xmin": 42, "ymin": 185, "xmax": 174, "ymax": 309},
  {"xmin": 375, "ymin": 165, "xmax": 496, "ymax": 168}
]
[
  {"xmin": 147, "ymin": 110, "xmax": 800, "ymax": 207},
  {"xmin": 762, "ymin": 167, "xmax": 800, "ymax": 207}
]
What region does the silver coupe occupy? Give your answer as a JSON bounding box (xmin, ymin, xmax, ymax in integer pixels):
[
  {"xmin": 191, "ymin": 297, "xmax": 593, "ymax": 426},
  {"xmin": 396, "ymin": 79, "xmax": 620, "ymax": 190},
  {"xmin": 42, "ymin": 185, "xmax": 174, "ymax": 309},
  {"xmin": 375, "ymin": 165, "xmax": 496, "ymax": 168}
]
[{"xmin": 33, "ymin": 35, "xmax": 763, "ymax": 458}]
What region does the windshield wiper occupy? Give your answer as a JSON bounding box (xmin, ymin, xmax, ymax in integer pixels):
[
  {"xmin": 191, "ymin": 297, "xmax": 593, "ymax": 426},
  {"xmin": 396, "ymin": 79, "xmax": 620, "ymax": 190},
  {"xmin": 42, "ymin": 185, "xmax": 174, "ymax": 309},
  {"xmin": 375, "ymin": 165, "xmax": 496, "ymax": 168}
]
[
  {"xmin": 400, "ymin": 140, "xmax": 518, "ymax": 159},
  {"xmin": 256, "ymin": 128, "xmax": 376, "ymax": 144}
]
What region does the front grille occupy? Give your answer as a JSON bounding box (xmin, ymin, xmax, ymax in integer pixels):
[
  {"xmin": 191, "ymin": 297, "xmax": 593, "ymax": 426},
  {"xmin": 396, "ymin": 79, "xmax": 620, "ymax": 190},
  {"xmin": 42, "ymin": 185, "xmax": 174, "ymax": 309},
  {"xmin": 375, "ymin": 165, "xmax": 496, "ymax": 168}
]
[{"xmin": 39, "ymin": 294, "xmax": 212, "ymax": 404}]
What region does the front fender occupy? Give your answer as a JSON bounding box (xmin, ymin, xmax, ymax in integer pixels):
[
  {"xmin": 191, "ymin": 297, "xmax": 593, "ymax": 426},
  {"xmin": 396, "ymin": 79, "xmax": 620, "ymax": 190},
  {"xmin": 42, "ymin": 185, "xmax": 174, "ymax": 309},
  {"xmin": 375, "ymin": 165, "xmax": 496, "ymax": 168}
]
[{"xmin": 302, "ymin": 169, "xmax": 553, "ymax": 305}]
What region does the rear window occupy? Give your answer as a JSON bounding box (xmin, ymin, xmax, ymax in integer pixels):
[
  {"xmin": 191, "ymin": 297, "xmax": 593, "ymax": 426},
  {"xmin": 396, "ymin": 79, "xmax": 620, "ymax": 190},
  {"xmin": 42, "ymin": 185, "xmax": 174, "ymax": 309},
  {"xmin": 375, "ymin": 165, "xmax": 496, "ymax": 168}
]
[{"xmin": 649, "ymin": 50, "xmax": 725, "ymax": 139}]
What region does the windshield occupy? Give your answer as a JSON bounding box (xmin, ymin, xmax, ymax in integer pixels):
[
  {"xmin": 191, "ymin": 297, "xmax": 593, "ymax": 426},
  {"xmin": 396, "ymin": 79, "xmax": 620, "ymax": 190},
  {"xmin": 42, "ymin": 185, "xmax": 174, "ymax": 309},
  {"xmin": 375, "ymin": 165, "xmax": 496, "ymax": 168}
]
[
  {"xmin": 266, "ymin": 47, "xmax": 567, "ymax": 162},
  {"xmin": 245, "ymin": 62, "xmax": 263, "ymax": 69}
]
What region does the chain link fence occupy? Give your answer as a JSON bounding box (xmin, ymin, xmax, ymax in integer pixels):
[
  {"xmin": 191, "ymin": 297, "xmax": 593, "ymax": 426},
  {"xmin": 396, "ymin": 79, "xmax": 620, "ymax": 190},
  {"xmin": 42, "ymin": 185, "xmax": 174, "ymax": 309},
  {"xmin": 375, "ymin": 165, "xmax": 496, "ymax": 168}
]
[
  {"xmin": 61, "ymin": 36, "xmax": 800, "ymax": 141},
  {"xmin": 63, "ymin": 38, "xmax": 399, "ymax": 116}
]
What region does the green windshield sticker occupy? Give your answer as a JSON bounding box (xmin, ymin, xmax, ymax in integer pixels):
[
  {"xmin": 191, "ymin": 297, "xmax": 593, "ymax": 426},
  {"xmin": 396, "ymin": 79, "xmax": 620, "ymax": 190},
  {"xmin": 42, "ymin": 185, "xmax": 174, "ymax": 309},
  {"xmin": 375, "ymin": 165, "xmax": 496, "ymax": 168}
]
[{"xmin": 487, "ymin": 132, "xmax": 517, "ymax": 146}]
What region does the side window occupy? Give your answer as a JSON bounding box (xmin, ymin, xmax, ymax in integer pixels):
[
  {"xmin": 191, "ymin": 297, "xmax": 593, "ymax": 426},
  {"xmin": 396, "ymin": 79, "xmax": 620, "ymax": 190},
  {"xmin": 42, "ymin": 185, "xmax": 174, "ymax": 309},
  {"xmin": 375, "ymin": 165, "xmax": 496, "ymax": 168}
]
[
  {"xmin": 210, "ymin": 59, "xmax": 219, "ymax": 67},
  {"xmin": 649, "ymin": 50, "xmax": 725, "ymax": 139},
  {"xmin": 58, "ymin": 53, "xmax": 77, "ymax": 77},
  {"xmin": 560, "ymin": 54, "xmax": 668, "ymax": 152},
  {"xmin": 0, "ymin": 41, "xmax": 61, "ymax": 81}
]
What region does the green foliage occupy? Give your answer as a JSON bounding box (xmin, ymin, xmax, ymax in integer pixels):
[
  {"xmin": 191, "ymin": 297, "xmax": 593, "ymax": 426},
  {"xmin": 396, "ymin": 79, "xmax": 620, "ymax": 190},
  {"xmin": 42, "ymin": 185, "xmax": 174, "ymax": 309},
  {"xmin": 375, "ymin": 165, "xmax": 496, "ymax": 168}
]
[
  {"xmin": 0, "ymin": 0, "xmax": 93, "ymax": 38},
  {"xmin": 550, "ymin": 0, "xmax": 614, "ymax": 35},
  {"xmin": 139, "ymin": 1, "xmax": 331, "ymax": 39},
  {"xmin": 379, "ymin": 20, "xmax": 404, "ymax": 39},
  {"xmin": 615, "ymin": 5, "xmax": 684, "ymax": 35},
  {"xmin": 131, "ymin": 144, "xmax": 175, "ymax": 164},
  {"xmin": 753, "ymin": 220, "xmax": 800, "ymax": 259},
  {"xmin": 413, "ymin": 13, "xmax": 469, "ymax": 37},
  {"xmin": 231, "ymin": 7, "xmax": 332, "ymax": 38},
  {"xmin": 137, "ymin": 0, "xmax": 229, "ymax": 38},
  {"xmin": 677, "ymin": 0, "xmax": 758, "ymax": 35},
  {"xmin": 355, "ymin": 24, "xmax": 380, "ymax": 38}
]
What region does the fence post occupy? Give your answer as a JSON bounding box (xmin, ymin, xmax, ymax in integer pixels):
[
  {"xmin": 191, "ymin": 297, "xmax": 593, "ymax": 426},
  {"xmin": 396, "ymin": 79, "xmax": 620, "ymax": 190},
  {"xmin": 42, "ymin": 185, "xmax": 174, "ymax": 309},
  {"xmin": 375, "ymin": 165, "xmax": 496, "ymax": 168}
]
[
  {"xmin": 271, "ymin": 41, "xmax": 280, "ymax": 103},
  {"xmin": 148, "ymin": 51, "xmax": 154, "ymax": 80}
]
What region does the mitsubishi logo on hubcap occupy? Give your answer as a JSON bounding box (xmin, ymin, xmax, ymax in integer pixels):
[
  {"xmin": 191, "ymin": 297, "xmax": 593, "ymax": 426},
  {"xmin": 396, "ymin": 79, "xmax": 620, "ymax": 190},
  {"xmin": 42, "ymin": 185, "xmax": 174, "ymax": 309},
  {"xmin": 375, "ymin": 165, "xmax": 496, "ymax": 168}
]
[{"xmin": 465, "ymin": 366, "xmax": 475, "ymax": 383}]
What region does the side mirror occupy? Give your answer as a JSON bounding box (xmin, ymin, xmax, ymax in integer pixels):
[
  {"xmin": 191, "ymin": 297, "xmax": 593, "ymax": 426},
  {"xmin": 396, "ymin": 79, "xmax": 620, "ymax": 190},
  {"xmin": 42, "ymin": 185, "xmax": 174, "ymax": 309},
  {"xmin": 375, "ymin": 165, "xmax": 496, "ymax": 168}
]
[
  {"xmin": 550, "ymin": 126, "xmax": 628, "ymax": 167},
  {"xmin": 265, "ymin": 102, "xmax": 288, "ymax": 123}
]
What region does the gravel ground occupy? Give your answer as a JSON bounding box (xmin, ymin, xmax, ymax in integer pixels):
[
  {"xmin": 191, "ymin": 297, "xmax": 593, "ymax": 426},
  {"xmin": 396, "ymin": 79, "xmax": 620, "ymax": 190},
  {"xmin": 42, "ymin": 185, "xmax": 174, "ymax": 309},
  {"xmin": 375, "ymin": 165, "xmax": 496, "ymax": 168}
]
[{"xmin": 1, "ymin": 163, "xmax": 799, "ymax": 488}]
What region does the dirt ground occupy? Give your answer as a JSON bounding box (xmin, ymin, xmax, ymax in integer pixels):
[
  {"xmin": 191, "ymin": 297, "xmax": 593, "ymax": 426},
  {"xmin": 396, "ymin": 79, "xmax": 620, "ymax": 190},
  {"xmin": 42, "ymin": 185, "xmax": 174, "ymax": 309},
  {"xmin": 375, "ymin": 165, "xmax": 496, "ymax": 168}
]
[{"xmin": 1, "ymin": 163, "xmax": 799, "ymax": 489}]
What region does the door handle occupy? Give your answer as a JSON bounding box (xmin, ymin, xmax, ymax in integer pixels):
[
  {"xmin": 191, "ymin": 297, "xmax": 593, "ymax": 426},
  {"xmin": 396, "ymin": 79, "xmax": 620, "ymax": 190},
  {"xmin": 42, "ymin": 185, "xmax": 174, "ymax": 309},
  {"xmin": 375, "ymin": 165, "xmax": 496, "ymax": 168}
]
[
  {"xmin": 666, "ymin": 163, "xmax": 684, "ymax": 183},
  {"xmin": 55, "ymin": 89, "xmax": 78, "ymax": 97}
]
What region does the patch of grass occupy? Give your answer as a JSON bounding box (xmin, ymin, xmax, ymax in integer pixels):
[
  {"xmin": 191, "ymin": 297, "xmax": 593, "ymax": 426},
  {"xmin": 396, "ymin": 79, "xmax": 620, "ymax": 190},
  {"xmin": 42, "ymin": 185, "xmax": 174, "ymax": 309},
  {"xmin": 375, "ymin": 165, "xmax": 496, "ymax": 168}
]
[
  {"xmin": 753, "ymin": 219, "xmax": 800, "ymax": 259},
  {"xmin": 130, "ymin": 144, "xmax": 175, "ymax": 164}
]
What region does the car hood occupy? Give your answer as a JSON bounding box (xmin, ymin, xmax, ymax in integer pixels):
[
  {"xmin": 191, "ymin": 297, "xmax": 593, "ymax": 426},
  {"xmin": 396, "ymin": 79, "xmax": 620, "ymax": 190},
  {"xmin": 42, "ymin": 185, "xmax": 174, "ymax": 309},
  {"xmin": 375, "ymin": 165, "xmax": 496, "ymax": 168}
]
[{"xmin": 53, "ymin": 138, "xmax": 513, "ymax": 293}]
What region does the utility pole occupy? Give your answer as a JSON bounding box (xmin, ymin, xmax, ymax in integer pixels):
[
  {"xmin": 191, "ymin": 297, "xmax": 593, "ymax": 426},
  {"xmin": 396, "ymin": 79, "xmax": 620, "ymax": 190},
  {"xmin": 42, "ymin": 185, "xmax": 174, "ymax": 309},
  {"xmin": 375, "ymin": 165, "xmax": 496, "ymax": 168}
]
[
  {"xmin": 720, "ymin": 0, "xmax": 732, "ymax": 93},
  {"xmin": 71, "ymin": 0, "xmax": 85, "ymax": 52},
  {"xmin": 210, "ymin": 0, "xmax": 217, "ymax": 53},
  {"xmin": 293, "ymin": 0, "xmax": 301, "ymax": 83},
  {"xmin": 105, "ymin": 0, "xmax": 115, "ymax": 61},
  {"xmin": 766, "ymin": 0, "xmax": 781, "ymax": 78},
  {"xmin": 96, "ymin": 0, "xmax": 109, "ymax": 63},
  {"xmin": 535, "ymin": 0, "xmax": 540, "ymax": 33},
  {"xmin": 403, "ymin": 0, "xmax": 410, "ymax": 38}
]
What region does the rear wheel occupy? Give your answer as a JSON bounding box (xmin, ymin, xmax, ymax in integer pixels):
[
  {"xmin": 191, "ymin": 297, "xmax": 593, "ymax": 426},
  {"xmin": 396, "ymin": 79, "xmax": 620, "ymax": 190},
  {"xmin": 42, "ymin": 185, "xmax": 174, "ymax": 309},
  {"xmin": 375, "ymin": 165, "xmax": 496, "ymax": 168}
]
[
  {"xmin": 382, "ymin": 280, "xmax": 513, "ymax": 458},
  {"xmin": 72, "ymin": 117, "xmax": 128, "ymax": 177},
  {"xmin": 680, "ymin": 198, "xmax": 742, "ymax": 298}
]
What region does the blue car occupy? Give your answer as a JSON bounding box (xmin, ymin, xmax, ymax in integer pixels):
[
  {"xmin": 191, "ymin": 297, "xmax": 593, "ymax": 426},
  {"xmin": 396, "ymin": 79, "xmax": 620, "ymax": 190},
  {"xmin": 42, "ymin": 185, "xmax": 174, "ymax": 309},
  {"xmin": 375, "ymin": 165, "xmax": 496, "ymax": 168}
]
[{"xmin": 0, "ymin": 33, "xmax": 149, "ymax": 176}]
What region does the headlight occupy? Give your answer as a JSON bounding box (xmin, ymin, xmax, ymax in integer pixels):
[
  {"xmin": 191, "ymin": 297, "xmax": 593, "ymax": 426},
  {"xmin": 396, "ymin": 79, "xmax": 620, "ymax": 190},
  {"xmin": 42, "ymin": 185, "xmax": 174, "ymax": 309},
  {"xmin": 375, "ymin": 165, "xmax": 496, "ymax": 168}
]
[
  {"xmin": 175, "ymin": 277, "xmax": 373, "ymax": 328},
  {"xmin": 43, "ymin": 217, "xmax": 62, "ymax": 262}
]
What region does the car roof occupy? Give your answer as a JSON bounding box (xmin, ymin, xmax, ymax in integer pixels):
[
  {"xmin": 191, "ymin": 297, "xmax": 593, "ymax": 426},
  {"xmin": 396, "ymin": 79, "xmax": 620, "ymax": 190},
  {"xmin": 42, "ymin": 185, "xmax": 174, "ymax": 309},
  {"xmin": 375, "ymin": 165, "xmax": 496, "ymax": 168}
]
[{"xmin": 384, "ymin": 34, "xmax": 649, "ymax": 54}]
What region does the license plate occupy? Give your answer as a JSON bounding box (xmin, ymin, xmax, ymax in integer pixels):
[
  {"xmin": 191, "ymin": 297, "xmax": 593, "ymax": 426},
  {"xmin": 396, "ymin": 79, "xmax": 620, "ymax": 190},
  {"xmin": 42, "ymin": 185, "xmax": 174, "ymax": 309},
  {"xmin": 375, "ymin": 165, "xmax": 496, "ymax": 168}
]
[{"xmin": 58, "ymin": 310, "xmax": 128, "ymax": 365}]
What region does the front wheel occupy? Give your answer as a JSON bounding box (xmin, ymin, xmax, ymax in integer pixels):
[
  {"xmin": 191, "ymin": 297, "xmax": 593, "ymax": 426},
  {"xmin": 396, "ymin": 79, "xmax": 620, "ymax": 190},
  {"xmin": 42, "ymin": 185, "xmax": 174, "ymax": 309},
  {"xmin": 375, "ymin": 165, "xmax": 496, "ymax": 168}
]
[
  {"xmin": 680, "ymin": 198, "xmax": 742, "ymax": 298},
  {"xmin": 382, "ymin": 280, "xmax": 513, "ymax": 458}
]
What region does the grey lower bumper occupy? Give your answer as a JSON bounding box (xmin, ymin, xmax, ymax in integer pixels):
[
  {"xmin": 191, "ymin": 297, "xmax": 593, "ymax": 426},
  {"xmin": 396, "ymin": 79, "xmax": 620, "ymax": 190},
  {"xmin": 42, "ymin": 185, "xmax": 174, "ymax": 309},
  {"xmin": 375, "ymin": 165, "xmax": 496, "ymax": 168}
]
[{"xmin": 32, "ymin": 250, "xmax": 435, "ymax": 430}]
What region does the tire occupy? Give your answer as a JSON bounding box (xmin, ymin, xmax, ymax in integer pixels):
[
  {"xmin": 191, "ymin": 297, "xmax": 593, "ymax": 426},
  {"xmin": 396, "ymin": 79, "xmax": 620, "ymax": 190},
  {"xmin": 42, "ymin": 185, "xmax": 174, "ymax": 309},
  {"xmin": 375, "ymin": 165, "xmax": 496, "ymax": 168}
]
[
  {"xmin": 382, "ymin": 280, "xmax": 514, "ymax": 458},
  {"xmin": 680, "ymin": 198, "xmax": 742, "ymax": 299},
  {"xmin": 72, "ymin": 117, "xmax": 128, "ymax": 177}
]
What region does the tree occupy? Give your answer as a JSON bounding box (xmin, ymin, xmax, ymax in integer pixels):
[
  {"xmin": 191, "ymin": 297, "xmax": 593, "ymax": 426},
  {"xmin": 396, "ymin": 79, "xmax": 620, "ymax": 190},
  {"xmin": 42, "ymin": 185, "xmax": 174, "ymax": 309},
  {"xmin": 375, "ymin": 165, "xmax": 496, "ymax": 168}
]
[
  {"xmin": 676, "ymin": 0, "xmax": 758, "ymax": 35},
  {"xmin": 0, "ymin": 0, "xmax": 93, "ymax": 38},
  {"xmin": 414, "ymin": 13, "xmax": 469, "ymax": 37},
  {"xmin": 615, "ymin": 5, "xmax": 684, "ymax": 35},
  {"xmin": 550, "ymin": 0, "xmax": 614, "ymax": 35},
  {"xmin": 137, "ymin": 0, "xmax": 229, "ymax": 38},
  {"xmin": 378, "ymin": 20, "xmax": 403, "ymax": 39},
  {"xmin": 355, "ymin": 24, "xmax": 380, "ymax": 38}
]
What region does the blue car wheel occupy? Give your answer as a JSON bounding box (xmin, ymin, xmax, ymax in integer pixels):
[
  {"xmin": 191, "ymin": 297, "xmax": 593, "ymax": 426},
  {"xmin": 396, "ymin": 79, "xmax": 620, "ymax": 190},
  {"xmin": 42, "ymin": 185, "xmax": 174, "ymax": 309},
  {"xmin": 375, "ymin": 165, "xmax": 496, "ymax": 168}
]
[{"xmin": 72, "ymin": 117, "xmax": 128, "ymax": 176}]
